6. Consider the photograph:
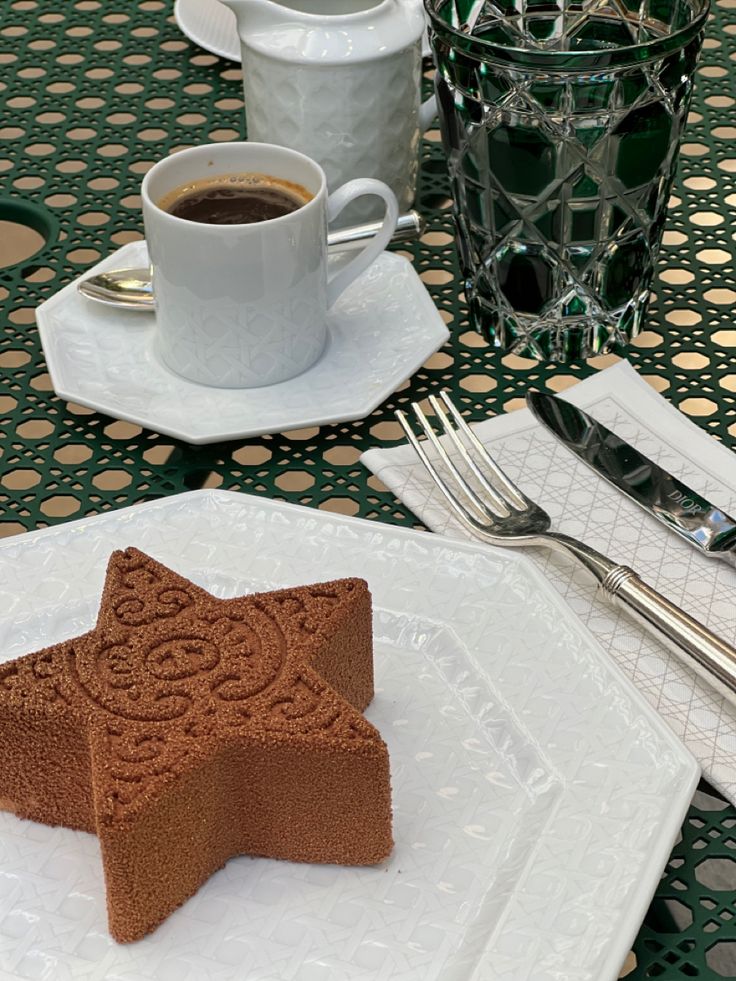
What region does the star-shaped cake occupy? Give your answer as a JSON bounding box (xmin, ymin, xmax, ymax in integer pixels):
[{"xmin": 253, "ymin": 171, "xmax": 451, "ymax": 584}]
[{"xmin": 0, "ymin": 547, "xmax": 392, "ymax": 942}]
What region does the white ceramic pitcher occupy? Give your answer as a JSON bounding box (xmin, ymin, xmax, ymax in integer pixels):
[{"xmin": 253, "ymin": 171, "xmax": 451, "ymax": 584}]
[{"xmin": 220, "ymin": 0, "xmax": 436, "ymax": 216}]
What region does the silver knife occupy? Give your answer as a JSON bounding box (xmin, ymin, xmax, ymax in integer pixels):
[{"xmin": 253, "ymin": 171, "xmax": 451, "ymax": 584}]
[{"xmin": 526, "ymin": 391, "xmax": 736, "ymax": 566}]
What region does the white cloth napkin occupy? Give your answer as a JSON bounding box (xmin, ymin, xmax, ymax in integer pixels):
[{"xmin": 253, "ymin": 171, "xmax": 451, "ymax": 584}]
[{"xmin": 362, "ymin": 360, "xmax": 736, "ymax": 804}]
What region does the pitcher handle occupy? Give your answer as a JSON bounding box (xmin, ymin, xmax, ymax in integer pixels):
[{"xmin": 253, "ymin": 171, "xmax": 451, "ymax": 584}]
[
  {"xmin": 419, "ymin": 94, "xmax": 437, "ymax": 132},
  {"xmin": 326, "ymin": 179, "xmax": 399, "ymax": 308}
]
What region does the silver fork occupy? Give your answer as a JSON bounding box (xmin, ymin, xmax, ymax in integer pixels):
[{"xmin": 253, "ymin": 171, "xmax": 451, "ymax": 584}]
[{"xmin": 396, "ymin": 391, "xmax": 736, "ymax": 708}]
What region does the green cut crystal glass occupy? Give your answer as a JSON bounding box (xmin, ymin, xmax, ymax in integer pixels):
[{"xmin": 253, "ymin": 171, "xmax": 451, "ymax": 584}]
[{"xmin": 425, "ymin": 0, "xmax": 710, "ymax": 362}]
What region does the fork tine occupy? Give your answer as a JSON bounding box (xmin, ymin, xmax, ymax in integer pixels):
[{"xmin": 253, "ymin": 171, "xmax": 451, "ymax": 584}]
[
  {"xmin": 438, "ymin": 391, "xmax": 530, "ymax": 511},
  {"xmin": 409, "ymin": 403, "xmax": 503, "ymax": 522},
  {"xmin": 395, "ymin": 409, "xmax": 496, "ymax": 529},
  {"xmin": 428, "ymin": 394, "xmax": 512, "ymax": 516}
]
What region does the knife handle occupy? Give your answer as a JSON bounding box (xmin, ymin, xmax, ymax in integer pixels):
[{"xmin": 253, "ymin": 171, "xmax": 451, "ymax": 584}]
[
  {"xmin": 717, "ymin": 544, "xmax": 736, "ymax": 568},
  {"xmin": 600, "ymin": 565, "xmax": 736, "ymax": 707}
]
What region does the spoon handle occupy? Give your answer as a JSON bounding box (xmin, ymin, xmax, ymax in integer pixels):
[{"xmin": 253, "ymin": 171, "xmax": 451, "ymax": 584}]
[{"xmin": 328, "ymin": 210, "xmax": 425, "ymax": 252}]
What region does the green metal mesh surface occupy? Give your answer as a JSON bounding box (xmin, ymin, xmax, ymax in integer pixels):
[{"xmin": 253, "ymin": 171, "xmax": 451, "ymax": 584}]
[{"xmin": 0, "ymin": 0, "xmax": 735, "ymax": 975}]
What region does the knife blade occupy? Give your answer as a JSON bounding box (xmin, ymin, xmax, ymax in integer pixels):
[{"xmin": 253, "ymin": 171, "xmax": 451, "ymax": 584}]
[{"xmin": 526, "ymin": 391, "xmax": 736, "ymax": 566}]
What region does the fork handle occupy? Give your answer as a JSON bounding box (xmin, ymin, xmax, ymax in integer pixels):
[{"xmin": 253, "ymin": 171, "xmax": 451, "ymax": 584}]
[{"xmin": 600, "ymin": 565, "xmax": 736, "ymax": 707}]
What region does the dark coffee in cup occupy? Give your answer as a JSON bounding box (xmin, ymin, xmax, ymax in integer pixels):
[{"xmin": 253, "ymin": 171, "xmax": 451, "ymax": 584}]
[{"xmin": 158, "ymin": 172, "xmax": 313, "ymax": 225}]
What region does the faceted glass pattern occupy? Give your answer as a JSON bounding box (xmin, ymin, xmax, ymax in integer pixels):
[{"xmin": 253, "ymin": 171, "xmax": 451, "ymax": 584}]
[{"xmin": 426, "ymin": 0, "xmax": 709, "ymax": 361}]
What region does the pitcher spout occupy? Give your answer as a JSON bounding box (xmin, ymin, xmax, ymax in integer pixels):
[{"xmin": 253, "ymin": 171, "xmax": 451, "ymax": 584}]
[{"xmin": 218, "ymin": 0, "xmax": 295, "ymax": 39}]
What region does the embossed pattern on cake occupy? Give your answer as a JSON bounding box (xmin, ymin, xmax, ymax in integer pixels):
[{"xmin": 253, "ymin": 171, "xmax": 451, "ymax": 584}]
[{"xmin": 0, "ymin": 547, "xmax": 392, "ymax": 943}]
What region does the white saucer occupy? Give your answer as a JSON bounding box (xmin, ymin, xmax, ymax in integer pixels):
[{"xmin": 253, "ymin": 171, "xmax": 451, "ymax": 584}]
[
  {"xmin": 36, "ymin": 241, "xmax": 449, "ymax": 445},
  {"xmin": 174, "ymin": 0, "xmax": 241, "ymax": 63},
  {"xmin": 173, "ymin": 0, "xmax": 433, "ymax": 64}
]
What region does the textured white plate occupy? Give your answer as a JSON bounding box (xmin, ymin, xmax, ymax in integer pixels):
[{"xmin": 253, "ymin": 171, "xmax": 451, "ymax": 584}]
[
  {"xmin": 36, "ymin": 242, "xmax": 448, "ymax": 445},
  {"xmin": 0, "ymin": 492, "xmax": 697, "ymax": 981},
  {"xmin": 173, "ymin": 0, "xmax": 434, "ymax": 64}
]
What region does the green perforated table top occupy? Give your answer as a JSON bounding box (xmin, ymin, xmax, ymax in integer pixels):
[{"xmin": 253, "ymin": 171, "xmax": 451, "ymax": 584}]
[{"xmin": 0, "ymin": 0, "xmax": 735, "ymax": 976}]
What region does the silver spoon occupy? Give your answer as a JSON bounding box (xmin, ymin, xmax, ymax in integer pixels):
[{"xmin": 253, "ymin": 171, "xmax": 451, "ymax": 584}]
[{"xmin": 77, "ymin": 210, "xmax": 427, "ymax": 311}]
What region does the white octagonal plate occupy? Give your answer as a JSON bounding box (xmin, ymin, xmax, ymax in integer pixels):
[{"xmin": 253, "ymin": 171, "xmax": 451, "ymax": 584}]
[
  {"xmin": 36, "ymin": 242, "xmax": 449, "ymax": 444},
  {"xmin": 0, "ymin": 491, "xmax": 698, "ymax": 981}
]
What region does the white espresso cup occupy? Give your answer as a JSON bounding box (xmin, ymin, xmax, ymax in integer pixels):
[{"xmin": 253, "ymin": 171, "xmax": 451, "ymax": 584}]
[{"xmin": 141, "ymin": 142, "xmax": 399, "ymax": 389}]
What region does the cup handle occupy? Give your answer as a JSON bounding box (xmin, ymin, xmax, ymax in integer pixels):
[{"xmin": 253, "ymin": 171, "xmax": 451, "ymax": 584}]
[{"xmin": 326, "ymin": 179, "xmax": 399, "ymax": 309}]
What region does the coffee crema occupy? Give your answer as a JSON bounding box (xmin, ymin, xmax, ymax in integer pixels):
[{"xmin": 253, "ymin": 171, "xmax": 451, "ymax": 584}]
[{"xmin": 158, "ymin": 172, "xmax": 313, "ymax": 225}]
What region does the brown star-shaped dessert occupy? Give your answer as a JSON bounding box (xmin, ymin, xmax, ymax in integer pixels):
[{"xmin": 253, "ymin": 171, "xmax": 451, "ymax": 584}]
[{"xmin": 0, "ymin": 547, "xmax": 392, "ymax": 942}]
